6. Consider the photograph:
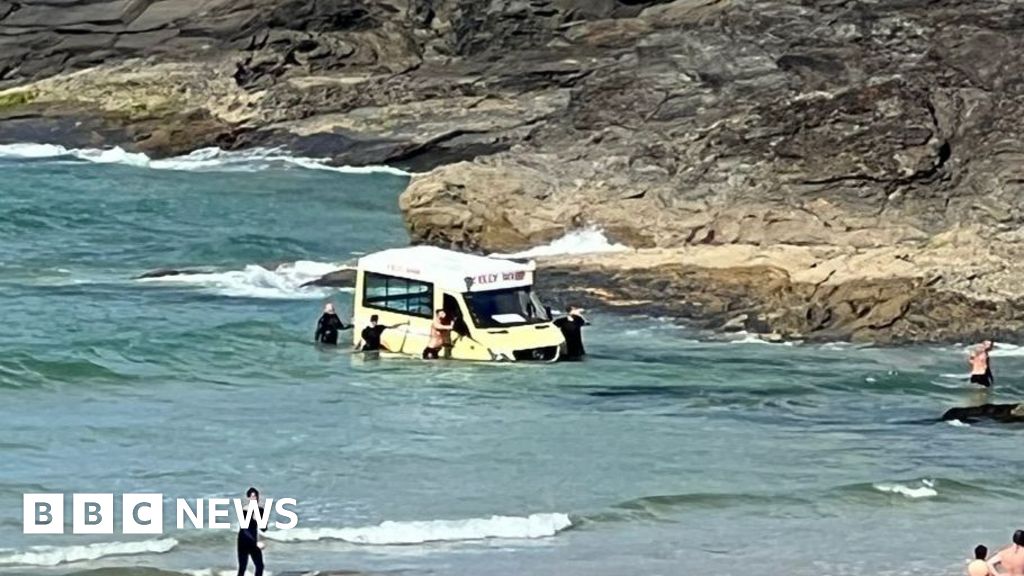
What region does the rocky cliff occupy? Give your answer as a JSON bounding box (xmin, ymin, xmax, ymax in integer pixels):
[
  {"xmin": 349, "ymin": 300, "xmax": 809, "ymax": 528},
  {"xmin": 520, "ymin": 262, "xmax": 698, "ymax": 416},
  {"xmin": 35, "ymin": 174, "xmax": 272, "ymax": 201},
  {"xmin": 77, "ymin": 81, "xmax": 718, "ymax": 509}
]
[{"xmin": 3, "ymin": 0, "xmax": 1023, "ymax": 342}]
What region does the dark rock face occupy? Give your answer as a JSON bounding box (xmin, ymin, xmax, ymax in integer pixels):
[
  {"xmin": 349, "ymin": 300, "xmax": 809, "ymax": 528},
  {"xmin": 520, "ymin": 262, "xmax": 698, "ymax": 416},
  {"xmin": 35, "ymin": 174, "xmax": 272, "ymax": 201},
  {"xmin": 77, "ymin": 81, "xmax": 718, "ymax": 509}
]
[
  {"xmin": 942, "ymin": 404, "xmax": 1024, "ymax": 424},
  {"xmin": 401, "ymin": 0, "xmax": 1024, "ymax": 252},
  {"xmin": 135, "ymin": 268, "xmax": 205, "ymax": 279},
  {"xmin": 302, "ymin": 268, "xmax": 356, "ymax": 288},
  {"xmin": 0, "ymin": 0, "xmax": 672, "ymax": 87}
]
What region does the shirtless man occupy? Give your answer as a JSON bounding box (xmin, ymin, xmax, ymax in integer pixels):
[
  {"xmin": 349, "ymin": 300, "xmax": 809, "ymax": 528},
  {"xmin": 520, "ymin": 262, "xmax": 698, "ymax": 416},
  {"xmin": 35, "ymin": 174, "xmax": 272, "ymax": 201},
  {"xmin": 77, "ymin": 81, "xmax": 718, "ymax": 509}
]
[
  {"xmin": 969, "ymin": 340, "xmax": 995, "ymax": 387},
  {"xmin": 988, "ymin": 531, "xmax": 1024, "ymax": 576},
  {"xmin": 423, "ymin": 309, "xmax": 454, "ymax": 359}
]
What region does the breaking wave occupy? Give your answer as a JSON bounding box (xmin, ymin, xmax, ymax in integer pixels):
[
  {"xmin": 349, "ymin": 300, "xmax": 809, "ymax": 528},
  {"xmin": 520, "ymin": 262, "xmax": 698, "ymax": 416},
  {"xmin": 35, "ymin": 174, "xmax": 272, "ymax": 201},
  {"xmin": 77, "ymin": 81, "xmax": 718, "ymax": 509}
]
[
  {"xmin": 726, "ymin": 331, "xmax": 795, "ymax": 346},
  {"xmin": 0, "ymin": 143, "xmax": 410, "ymax": 176},
  {"xmin": 872, "ymin": 479, "xmax": 938, "ymax": 499},
  {"xmin": 491, "ymin": 227, "xmax": 629, "ymax": 259},
  {"xmin": 990, "ymin": 343, "xmax": 1024, "ymax": 357},
  {"xmin": 136, "ymin": 261, "xmax": 350, "ymax": 299},
  {"xmin": 0, "ymin": 538, "xmax": 177, "ymax": 567},
  {"xmin": 264, "ymin": 512, "xmax": 572, "ymax": 545}
]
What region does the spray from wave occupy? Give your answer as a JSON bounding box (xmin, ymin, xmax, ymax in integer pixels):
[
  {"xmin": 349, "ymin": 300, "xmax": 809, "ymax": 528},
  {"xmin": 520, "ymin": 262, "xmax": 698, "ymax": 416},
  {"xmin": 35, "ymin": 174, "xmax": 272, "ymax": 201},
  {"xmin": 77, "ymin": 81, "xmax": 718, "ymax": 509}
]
[
  {"xmin": 0, "ymin": 143, "xmax": 410, "ymax": 176},
  {"xmin": 264, "ymin": 512, "xmax": 572, "ymax": 545},
  {"xmin": 490, "ymin": 227, "xmax": 629, "ymax": 259},
  {"xmin": 873, "ymin": 479, "xmax": 938, "ymax": 499},
  {"xmin": 0, "ymin": 538, "xmax": 177, "ymax": 567},
  {"xmin": 136, "ymin": 261, "xmax": 349, "ymax": 299},
  {"xmin": 990, "ymin": 343, "xmax": 1024, "ymax": 357},
  {"xmin": 726, "ymin": 331, "xmax": 795, "ymax": 346}
]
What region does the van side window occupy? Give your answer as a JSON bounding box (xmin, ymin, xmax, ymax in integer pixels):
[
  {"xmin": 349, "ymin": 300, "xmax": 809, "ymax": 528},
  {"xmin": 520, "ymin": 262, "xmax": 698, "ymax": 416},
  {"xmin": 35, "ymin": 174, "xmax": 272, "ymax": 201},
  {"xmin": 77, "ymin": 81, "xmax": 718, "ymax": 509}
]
[{"xmin": 363, "ymin": 272, "xmax": 433, "ymax": 318}]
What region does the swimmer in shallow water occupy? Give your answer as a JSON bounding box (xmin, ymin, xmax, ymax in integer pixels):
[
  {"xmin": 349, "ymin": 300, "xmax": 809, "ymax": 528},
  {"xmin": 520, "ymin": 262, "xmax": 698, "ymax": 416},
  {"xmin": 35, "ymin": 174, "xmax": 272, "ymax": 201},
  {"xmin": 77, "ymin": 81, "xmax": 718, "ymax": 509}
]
[{"xmin": 968, "ymin": 339, "xmax": 995, "ymax": 387}]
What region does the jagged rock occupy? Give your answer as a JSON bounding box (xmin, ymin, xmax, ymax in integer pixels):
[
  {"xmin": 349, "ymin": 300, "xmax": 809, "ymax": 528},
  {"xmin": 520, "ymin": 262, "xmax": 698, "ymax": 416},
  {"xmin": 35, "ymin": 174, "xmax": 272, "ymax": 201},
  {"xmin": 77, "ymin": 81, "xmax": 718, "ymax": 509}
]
[
  {"xmin": 135, "ymin": 268, "xmax": 206, "ymax": 279},
  {"xmin": 942, "ymin": 404, "xmax": 1024, "ymax": 424},
  {"xmin": 302, "ymin": 268, "xmax": 356, "ymax": 288},
  {"xmin": 399, "ymin": 162, "xmax": 576, "ymax": 251}
]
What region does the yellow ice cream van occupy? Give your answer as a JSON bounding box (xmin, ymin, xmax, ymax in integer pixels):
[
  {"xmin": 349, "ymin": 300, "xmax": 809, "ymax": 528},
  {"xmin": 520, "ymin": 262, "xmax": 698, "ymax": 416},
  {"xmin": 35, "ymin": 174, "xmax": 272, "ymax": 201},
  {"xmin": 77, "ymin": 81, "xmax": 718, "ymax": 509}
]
[{"xmin": 352, "ymin": 246, "xmax": 565, "ymax": 361}]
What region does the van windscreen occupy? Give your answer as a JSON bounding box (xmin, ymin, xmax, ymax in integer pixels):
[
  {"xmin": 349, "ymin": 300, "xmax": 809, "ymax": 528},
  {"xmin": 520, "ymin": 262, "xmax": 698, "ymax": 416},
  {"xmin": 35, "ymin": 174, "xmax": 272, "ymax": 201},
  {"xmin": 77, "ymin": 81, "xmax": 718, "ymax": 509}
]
[{"xmin": 464, "ymin": 287, "xmax": 549, "ymax": 328}]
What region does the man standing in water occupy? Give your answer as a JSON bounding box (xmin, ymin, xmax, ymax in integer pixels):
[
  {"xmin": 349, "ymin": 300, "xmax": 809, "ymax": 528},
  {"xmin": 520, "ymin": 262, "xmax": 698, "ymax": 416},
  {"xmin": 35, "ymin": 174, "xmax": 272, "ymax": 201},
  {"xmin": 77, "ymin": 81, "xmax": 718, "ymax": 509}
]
[
  {"xmin": 988, "ymin": 530, "xmax": 1024, "ymax": 576},
  {"xmin": 969, "ymin": 339, "xmax": 995, "ymax": 387},
  {"xmin": 554, "ymin": 305, "xmax": 589, "ymax": 361},
  {"xmin": 314, "ymin": 303, "xmax": 351, "ymax": 345},
  {"xmin": 237, "ymin": 487, "xmax": 266, "ymax": 576},
  {"xmin": 357, "ymin": 314, "xmax": 405, "ymax": 352},
  {"xmin": 423, "ymin": 309, "xmax": 454, "ymax": 359}
]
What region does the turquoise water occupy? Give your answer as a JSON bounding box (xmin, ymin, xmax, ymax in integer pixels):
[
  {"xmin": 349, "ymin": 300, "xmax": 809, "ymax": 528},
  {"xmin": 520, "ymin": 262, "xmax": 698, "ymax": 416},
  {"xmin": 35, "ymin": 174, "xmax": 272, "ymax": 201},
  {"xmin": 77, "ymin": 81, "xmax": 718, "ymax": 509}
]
[{"xmin": 2, "ymin": 150, "xmax": 1024, "ymax": 576}]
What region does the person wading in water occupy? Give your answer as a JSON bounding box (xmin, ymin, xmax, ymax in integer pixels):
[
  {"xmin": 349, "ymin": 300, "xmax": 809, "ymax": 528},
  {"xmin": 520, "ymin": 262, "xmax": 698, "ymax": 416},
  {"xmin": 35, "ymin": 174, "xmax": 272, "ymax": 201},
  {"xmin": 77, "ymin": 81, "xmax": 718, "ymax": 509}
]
[
  {"xmin": 423, "ymin": 309, "xmax": 454, "ymax": 359},
  {"xmin": 356, "ymin": 314, "xmax": 407, "ymax": 352},
  {"xmin": 314, "ymin": 303, "xmax": 351, "ymax": 345},
  {"xmin": 969, "ymin": 340, "xmax": 995, "ymax": 387},
  {"xmin": 554, "ymin": 305, "xmax": 590, "ymax": 361},
  {"xmin": 236, "ymin": 487, "xmax": 267, "ymax": 576}
]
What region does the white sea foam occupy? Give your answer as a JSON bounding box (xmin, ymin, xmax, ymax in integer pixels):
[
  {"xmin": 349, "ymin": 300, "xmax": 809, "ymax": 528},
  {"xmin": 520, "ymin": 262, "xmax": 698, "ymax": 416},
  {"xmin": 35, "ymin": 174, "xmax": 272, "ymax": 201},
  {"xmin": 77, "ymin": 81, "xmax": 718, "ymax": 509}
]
[
  {"xmin": 137, "ymin": 261, "xmax": 350, "ymax": 299},
  {"xmin": 819, "ymin": 342, "xmax": 853, "ymax": 351},
  {"xmin": 990, "ymin": 343, "xmax": 1024, "ymax": 357},
  {"xmin": 727, "ymin": 332, "xmax": 795, "ymax": 346},
  {"xmin": 0, "ymin": 143, "xmax": 410, "ymax": 176},
  {"xmin": 946, "ymin": 419, "xmax": 971, "ymax": 428},
  {"xmin": 873, "ymin": 479, "xmax": 938, "ymax": 499},
  {"xmin": 264, "ymin": 512, "xmax": 572, "ymax": 545},
  {"xmin": 490, "ymin": 228, "xmax": 629, "ymax": 259},
  {"xmin": 0, "ymin": 538, "xmax": 177, "ymax": 567}
]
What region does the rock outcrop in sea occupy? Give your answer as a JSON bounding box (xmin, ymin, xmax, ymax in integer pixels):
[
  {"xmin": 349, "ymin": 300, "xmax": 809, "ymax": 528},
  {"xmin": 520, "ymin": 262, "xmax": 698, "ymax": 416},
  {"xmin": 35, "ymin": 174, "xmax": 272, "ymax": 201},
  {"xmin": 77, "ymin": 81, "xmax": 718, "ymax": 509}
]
[{"xmin": 3, "ymin": 0, "xmax": 1023, "ymax": 343}]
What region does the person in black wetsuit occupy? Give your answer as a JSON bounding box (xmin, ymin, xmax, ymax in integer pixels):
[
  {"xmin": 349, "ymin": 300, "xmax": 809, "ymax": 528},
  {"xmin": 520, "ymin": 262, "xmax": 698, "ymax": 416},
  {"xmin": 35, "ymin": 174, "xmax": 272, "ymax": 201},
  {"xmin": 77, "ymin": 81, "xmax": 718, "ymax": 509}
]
[
  {"xmin": 314, "ymin": 303, "xmax": 351, "ymax": 345},
  {"xmin": 358, "ymin": 314, "xmax": 388, "ymax": 352},
  {"xmin": 237, "ymin": 487, "xmax": 267, "ymax": 576},
  {"xmin": 553, "ymin": 305, "xmax": 589, "ymax": 361}
]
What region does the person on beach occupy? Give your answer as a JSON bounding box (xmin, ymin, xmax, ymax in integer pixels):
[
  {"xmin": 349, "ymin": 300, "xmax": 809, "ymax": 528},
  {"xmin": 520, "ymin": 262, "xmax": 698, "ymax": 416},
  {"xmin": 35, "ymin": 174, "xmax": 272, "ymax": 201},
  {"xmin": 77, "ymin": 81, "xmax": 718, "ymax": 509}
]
[
  {"xmin": 423, "ymin": 309, "xmax": 454, "ymax": 359},
  {"xmin": 554, "ymin": 305, "xmax": 590, "ymax": 360},
  {"xmin": 987, "ymin": 530, "xmax": 1024, "ymax": 576},
  {"xmin": 237, "ymin": 487, "xmax": 267, "ymax": 576},
  {"xmin": 970, "ymin": 545, "xmax": 992, "ymax": 576},
  {"xmin": 356, "ymin": 314, "xmax": 405, "ymax": 352},
  {"xmin": 314, "ymin": 303, "xmax": 351, "ymax": 345},
  {"xmin": 969, "ymin": 340, "xmax": 995, "ymax": 387}
]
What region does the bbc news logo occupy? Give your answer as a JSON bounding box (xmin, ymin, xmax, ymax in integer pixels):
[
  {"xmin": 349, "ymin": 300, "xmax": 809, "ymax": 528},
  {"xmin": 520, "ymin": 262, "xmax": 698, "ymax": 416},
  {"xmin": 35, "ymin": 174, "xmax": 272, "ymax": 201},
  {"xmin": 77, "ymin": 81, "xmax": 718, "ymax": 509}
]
[{"xmin": 23, "ymin": 493, "xmax": 298, "ymax": 534}]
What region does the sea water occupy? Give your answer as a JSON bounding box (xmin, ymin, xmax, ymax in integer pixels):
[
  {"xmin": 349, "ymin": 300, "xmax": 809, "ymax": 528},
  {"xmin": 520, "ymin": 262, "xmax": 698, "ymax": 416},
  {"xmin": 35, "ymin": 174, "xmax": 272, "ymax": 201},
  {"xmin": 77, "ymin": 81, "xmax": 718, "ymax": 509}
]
[{"xmin": 1, "ymin": 145, "xmax": 1023, "ymax": 576}]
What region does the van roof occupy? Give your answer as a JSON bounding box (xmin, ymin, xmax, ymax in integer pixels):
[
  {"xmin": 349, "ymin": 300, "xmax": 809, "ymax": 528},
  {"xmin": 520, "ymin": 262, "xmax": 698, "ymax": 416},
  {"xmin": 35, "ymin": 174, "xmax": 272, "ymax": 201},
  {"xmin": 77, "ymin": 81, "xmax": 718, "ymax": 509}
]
[{"xmin": 358, "ymin": 246, "xmax": 536, "ymax": 292}]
